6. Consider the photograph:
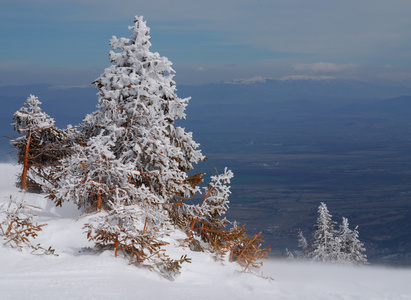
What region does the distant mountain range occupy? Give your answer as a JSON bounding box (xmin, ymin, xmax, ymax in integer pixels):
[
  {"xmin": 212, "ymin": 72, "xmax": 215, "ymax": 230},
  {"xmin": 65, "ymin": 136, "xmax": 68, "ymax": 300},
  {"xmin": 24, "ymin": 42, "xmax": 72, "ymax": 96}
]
[{"xmin": 180, "ymin": 78, "xmax": 411, "ymax": 106}]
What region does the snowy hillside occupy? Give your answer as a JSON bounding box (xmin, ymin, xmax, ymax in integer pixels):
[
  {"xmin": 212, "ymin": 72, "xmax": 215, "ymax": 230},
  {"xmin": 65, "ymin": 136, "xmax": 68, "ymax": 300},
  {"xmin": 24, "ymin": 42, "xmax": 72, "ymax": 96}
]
[{"xmin": 1, "ymin": 163, "xmax": 411, "ymax": 300}]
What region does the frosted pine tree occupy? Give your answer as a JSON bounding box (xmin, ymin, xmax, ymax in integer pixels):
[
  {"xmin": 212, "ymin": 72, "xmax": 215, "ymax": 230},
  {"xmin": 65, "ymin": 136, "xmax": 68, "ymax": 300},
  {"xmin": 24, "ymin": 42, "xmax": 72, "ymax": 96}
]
[
  {"xmin": 83, "ymin": 203, "xmax": 172, "ymax": 268},
  {"xmin": 82, "ymin": 15, "xmax": 205, "ymax": 208},
  {"xmin": 297, "ymin": 230, "xmax": 309, "ymax": 258},
  {"xmin": 50, "ymin": 137, "xmax": 165, "ymax": 213},
  {"xmin": 291, "ymin": 204, "xmax": 368, "ymax": 264},
  {"xmin": 350, "ymin": 225, "xmax": 368, "ymax": 264},
  {"xmin": 12, "ymin": 95, "xmax": 72, "ymax": 192},
  {"xmin": 337, "ymin": 217, "xmax": 367, "ymax": 264},
  {"xmin": 310, "ymin": 202, "xmax": 338, "ymax": 262},
  {"xmin": 336, "ymin": 217, "xmax": 352, "ymax": 262},
  {"xmin": 49, "ymin": 16, "xmax": 270, "ymax": 275},
  {"xmin": 185, "ymin": 168, "xmax": 233, "ymax": 253},
  {"xmin": 52, "ymin": 16, "xmax": 206, "ymax": 215}
]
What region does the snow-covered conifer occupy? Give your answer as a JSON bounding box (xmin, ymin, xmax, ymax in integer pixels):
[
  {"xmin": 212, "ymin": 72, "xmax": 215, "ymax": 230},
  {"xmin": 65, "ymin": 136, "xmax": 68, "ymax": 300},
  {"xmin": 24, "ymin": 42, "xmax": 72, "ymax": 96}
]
[
  {"xmin": 310, "ymin": 202, "xmax": 338, "ymax": 262},
  {"xmin": 53, "ymin": 16, "xmax": 205, "ymax": 213},
  {"xmin": 297, "ymin": 230, "xmax": 309, "ymax": 257},
  {"xmin": 12, "ymin": 95, "xmax": 72, "ymax": 192},
  {"xmin": 286, "ymin": 248, "xmax": 295, "ymax": 260},
  {"xmin": 49, "ymin": 16, "xmax": 205, "ymax": 265},
  {"xmin": 291, "ymin": 204, "xmax": 368, "ymax": 264},
  {"xmin": 185, "ymin": 168, "xmax": 233, "ymax": 252},
  {"xmin": 50, "ymin": 137, "xmax": 164, "ymax": 213},
  {"xmin": 83, "ymin": 203, "xmax": 168, "ymax": 260},
  {"xmin": 49, "ymin": 16, "xmax": 270, "ymax": 276},
  {"xmin": 82, "ymin": 16, "xmax": 205, "ymax": 206},
  {"xmin": 350, "ymin": 225, "xmax": 368, "ymax": 264},
  {"xmin": 336, "ymin": 217, "xmax": 351, "ymax": 262},
  {"xmin": 337, "ymin": 217, "xmax": 368, "ymax": 264}
]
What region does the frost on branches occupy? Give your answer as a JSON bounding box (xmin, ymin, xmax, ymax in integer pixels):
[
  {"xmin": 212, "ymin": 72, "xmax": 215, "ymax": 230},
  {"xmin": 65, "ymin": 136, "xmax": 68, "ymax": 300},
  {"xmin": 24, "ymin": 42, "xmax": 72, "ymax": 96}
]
[
  {"xmin": 41, "ymin": 16, "xmax": 270, "ymax": 278},
  {"xmin": 336, "ymin": 217, "xmax": 368, "ymax": 265},
  {"xmin": 310, "ymin": 202, "xmax": 339, "ymax": 262},
  {"xmin": 11, "ymin": 95, "xmax": 74, "ymax": 192},
  {"xmin": 0, "ymin": 196, "xmax": 46, "ymax": 250},
  {"xmin": 289, "ymin": 202, "xmax": 367, "ymax": 265}
]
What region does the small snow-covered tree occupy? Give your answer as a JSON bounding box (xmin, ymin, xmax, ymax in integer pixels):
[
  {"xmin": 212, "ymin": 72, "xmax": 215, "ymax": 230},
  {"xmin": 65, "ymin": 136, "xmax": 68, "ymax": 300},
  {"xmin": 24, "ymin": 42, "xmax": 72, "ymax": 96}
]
[
  {"xmin": 293, "ymin": 204, "xmax": 367, "ymax": 265},
  {"xmin": 349, "ymin": 225, "xmax": 368, "ymax": 265},
  {"xmin": 310, "ymin": 202, "xmax": 338, "ymax": 262},
  {"xmin": 337, "ymin": 217, "xmax": 367, "ymax": 264},
  {"xmin": 83, "ymin": 203, "xmax": 168, "ymax": 261},
  {"xmin": 336, "ymin": 217, "xmax": 351, "ymax": 262},
  {"xmin": 289, "ymin": 230, "xmax": 309, "ymax": 259},
  {"xmin": 83, "ymin": 202, "xmax": 192, "ymax": 279},
  {"xmin": 186, "ymin": 168, "xmax": 232, "ymax": 242},
  {"xmin": 12, "ymin": 95, "xmax": 73, "ymax": 192},
  {"xmin": 297, "ymin": 230, "xmax": 309, "ymax": 257},
  {"xmin": 298, "ymin": 231, "xmax": 308, "ymax": 252}
]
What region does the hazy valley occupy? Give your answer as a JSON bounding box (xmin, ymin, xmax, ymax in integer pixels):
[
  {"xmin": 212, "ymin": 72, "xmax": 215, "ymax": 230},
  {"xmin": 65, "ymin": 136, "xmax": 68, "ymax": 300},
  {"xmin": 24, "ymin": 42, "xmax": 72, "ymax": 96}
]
[{"xmin": 1, "ymin": 78, "xmax": 411, "ymax": 263}]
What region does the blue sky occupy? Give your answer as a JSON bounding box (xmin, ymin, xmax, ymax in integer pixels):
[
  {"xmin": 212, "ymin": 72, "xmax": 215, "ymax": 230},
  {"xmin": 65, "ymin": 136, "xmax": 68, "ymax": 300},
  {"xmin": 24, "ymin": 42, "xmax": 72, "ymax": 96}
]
[{"xmin": 1, "ymin": 0, "xmax": 411, "ymax": 86}]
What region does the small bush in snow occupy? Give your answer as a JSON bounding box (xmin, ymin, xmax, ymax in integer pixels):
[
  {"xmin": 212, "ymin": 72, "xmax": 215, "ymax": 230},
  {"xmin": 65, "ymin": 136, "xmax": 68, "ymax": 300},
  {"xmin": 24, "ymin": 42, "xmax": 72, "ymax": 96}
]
[{"xmin": 0, "ymin": 196, "xmax": 46, "ymax": 250}]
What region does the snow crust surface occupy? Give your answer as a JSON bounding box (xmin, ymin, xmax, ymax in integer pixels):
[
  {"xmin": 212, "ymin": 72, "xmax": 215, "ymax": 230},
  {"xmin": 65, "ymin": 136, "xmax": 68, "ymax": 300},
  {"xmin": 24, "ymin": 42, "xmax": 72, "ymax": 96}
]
[{"xmin": 1, "ymin": 163, "xmax": 411, "ymax": 300}]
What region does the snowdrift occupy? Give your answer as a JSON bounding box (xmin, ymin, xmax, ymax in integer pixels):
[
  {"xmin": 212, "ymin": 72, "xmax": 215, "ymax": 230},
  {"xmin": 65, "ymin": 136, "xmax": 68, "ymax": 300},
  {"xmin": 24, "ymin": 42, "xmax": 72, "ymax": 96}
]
[{"xmin": 1, "ymin": 163, "xmax": 411, "ymax": 300}]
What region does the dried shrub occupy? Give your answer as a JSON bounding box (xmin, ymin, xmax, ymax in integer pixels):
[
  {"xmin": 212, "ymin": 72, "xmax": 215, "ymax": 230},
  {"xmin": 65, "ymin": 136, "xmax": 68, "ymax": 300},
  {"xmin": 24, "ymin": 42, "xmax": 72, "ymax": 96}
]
[
  {"xmin": 83, "ymin": 204, "xmax": 191, "ymax": 279},
  {"xmin": 156, "ymin": 255, "xmax": 192, "ymax": 280},
  {"xmin": 228, "ymin": 225, "xmax": 271, "ymax": 272},
  {"xmin": 0, "ymin": 196, "xmax": 47, "ymax": 250},
  {"xmin": 171, "ymin": 169, "xmax": 271, "ymax": 270}
]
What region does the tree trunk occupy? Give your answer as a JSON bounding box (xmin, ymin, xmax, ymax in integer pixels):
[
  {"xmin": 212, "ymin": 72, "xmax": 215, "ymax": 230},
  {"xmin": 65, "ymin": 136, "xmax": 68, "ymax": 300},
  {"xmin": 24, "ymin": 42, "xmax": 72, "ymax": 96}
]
[
  {"xmin": 114, "ymin": 237, "xmax": 119, "ymax": 257},
  {"xmin": 21, "ymin": 131, "xmax": 31, "ymax": 193},
  {"xmin": 96, "ymin": 194, "xmax": 102, "ymax": 212}
]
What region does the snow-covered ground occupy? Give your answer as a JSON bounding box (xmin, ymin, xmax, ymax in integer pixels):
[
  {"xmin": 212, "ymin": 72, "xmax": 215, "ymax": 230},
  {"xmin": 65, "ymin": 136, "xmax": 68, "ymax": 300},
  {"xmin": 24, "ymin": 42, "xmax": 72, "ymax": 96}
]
[{"xmin": 1, "ymin": 163, "xmax": 411, "ymax": 300}]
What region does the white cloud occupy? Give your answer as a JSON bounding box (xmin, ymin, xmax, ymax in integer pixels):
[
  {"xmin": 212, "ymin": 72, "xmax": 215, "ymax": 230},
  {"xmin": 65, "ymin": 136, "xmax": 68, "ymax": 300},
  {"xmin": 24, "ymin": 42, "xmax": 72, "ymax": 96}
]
[
  {"xmin": 2, "ymin": 1, "xmax": 411, "ymax": 87},
  {"xmin": 279, "ymin": 75, "xmax": 334, "ymax": 81},
  {"xmin": 225, "ymin": 75, "xmax": 335, "ymax": 85},
  {"xmin": 294, "ymin": 62, "xmax": 357, "ymax": 73}
]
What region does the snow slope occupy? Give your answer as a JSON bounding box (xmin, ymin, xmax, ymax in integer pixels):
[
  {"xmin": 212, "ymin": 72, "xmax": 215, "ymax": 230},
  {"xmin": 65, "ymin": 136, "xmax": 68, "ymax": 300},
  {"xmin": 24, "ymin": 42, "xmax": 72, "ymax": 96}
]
[{"xmin": 1, "ymin": 163, "xmax": 411, "ymax": 300}]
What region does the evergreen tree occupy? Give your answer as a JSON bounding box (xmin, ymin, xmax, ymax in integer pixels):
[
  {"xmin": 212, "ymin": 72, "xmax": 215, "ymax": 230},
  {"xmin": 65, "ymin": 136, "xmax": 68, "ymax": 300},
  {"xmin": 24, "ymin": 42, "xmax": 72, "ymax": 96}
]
[
  {"xmin": 309, "ymin": 202, "xmax": 338, "ymax": 262},
  {"xmin": 337, "ymin": 217, "xmax": 368, "ymax": 264},
  {"xmin": 11, "ymin": 95, "xmax": 72, "ymax": 192},
  {"xmin": 293, "ymin": 204, "xmax": 368, "ymax": 265},
  {"xmin": 83, "ymin": 202, "xmax": 169, "ymax": 265},
  {"xmin": 350, "ymin": 225, "xmax": 368, "ymax": 264},
  {"xmin": 49, "ymin": 16, "xmax": 270, "ymax": 275},
  {"xmin": 185, "ymin": 168, "xmax": 233, "ymax": 253},
  {"xmin": 81, "ymin": 15, "xmax": 205, "ymax": 208},
  {"xmin": 336, "ymin": 217, "xmax": 351, "ymax": 262},
  {"xmin": 51, "ymin": 16, "xmax": 205, "ymax": 212},
  {"xmin": 297, "ymin": 230, "xmax": 309, "ymax": 257},
  {"xmin": 50, "ymin": 137, "xmax": 161, "ymax": 212}
]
